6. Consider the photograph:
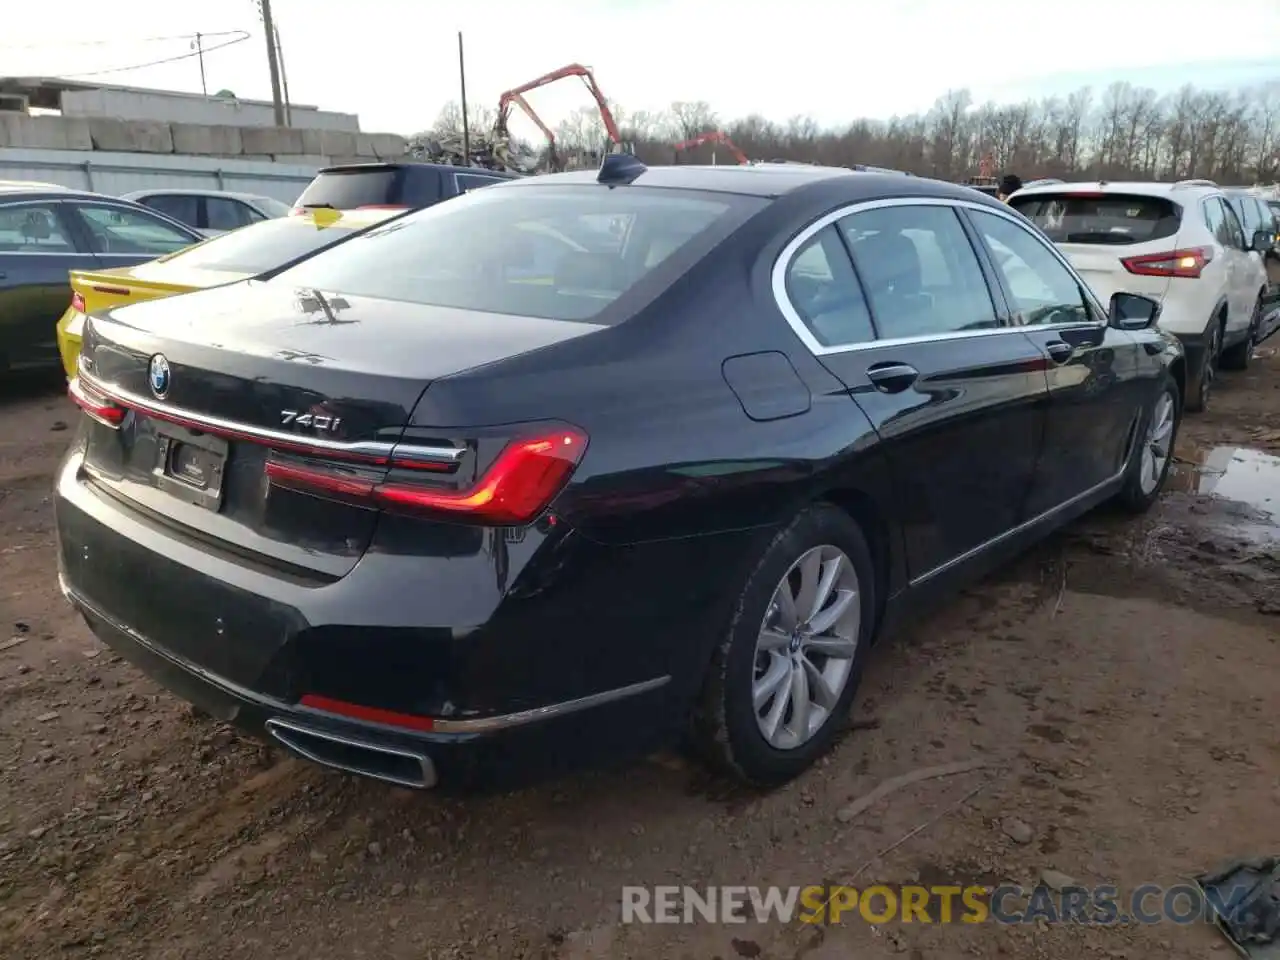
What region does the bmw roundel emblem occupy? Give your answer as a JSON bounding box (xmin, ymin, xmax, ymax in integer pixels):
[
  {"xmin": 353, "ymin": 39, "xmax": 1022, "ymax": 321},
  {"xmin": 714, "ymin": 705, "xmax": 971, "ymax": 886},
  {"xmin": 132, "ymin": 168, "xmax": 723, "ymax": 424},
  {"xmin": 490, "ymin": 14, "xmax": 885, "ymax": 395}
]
[{"xmin": 148, "ymin": 354, "xmax": 170, "ymax": 399}]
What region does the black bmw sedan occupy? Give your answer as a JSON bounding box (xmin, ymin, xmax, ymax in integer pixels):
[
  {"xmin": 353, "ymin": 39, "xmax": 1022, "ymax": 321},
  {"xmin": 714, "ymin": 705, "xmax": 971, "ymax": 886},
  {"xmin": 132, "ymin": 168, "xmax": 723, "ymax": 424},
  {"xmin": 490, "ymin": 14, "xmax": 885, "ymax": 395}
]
[{"xmin": 55, "ymin": 157, "xmax": 1186, "ymax": 791}]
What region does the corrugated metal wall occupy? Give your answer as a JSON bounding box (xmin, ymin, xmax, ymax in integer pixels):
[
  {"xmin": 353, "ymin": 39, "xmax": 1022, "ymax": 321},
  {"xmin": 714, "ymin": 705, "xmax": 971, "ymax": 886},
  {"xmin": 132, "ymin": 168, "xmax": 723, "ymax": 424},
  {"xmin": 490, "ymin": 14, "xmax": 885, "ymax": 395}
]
[{"xmin": 0, "ymin": 148, "xmax": 319, "ymax": 203}]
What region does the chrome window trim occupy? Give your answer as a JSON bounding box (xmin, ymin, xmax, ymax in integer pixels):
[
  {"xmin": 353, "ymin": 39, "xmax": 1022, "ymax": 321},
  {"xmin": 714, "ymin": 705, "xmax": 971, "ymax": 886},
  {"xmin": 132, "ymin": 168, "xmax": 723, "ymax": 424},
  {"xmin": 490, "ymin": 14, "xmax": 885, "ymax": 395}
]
[{"xmin": 770, "ymin": 196, "xmax": 1108, "ymax": 357}]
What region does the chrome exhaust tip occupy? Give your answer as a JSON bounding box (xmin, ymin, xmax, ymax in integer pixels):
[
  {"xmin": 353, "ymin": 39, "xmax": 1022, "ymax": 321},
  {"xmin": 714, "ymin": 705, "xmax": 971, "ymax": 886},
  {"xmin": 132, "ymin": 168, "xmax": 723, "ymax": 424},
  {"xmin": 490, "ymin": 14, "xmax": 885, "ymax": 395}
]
[{"xmin": 265, "ymin": 718, "xmax": 437, "ymax": 789}]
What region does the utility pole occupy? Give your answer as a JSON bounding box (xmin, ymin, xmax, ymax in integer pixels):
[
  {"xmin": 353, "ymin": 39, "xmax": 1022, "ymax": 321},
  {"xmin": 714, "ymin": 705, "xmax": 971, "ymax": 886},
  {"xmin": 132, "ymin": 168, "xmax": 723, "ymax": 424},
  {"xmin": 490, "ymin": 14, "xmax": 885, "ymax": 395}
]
[
  {"xmin": 257, "ymin": 0, "xmax": 286, "ymax": 126},
  {"xmin": 274, "ymin": 23, "xmax": 292, "ymax": 127},
  {"xmin": 192, "ymin": 32, "xmax": 208, "ymax": 96},
  {"xmin": 458, "ymin": 32, "xmax": 470, "ymax": 165}
]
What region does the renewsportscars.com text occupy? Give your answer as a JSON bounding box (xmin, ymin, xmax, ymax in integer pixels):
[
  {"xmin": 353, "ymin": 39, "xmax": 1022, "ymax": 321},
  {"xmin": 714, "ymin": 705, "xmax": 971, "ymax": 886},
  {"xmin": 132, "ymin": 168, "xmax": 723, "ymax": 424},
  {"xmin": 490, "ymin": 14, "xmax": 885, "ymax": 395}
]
[{"xmin": 621, "ymin": 883, "xmax": 1248, "ymax": 926}]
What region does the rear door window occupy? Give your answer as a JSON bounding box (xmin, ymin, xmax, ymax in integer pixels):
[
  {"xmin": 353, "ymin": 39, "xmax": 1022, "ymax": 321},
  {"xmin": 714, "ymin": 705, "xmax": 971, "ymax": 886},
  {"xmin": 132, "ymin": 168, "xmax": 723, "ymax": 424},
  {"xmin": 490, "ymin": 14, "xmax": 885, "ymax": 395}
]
[
  {"xmin": 1009, "ymin": 193, "xmax": 1181, "ymax": 245},
  {"xmin": 784, "ymin": 225, "xmax": 875, "ymax": 347},
  {"xmin": 206, "ymin": 197, "xmax": 253, "ymax": 231},
  {"xmin": 141, "ymin": 194, "xmax": 200, "ymax": 229},
  {"xmin": 1203, "ymin": 197, "xmax": 1230, "ymax": 246},
  {"xmin": 0, "ymin": 202, "xmax": 77, "ymax": 252},
  {"xmin": 271, "ymin": 185, "xmax": 764, "ymax": 323},
  {"xmin": 1220, "ymin": 201, "xmax": 1247, "ymax": 248}
]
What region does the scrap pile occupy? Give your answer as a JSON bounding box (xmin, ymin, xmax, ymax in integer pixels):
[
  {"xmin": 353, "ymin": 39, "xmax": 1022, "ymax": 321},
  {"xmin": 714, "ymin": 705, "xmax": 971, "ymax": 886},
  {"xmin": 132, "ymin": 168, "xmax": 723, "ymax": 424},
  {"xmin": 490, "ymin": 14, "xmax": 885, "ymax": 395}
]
[{"xmin": 407, "ymin": 131, "xmax": 540, "ymax": 174}]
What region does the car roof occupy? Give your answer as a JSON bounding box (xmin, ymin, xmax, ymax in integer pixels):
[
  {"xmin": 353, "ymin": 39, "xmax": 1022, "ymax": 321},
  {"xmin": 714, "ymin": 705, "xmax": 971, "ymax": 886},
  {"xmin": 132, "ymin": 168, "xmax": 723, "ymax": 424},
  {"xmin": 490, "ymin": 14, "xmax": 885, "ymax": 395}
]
[
  {"xmin": 122, "ymin": 188, "xmax": 276, "ymax": 203},
  {"xmin": 0, "ymin": 183, "xmax": 149, "ymax": 203},
  {"xmin": 494, "ymin": 163, "xmax": 985, "ymax": 202},
  {"xmin": 316, "ymin": 161, "xmax": 520, "ymax": 180},
  {"xmin": 0, "ymin": 179, "xmax": 71, "ymax": 193}
]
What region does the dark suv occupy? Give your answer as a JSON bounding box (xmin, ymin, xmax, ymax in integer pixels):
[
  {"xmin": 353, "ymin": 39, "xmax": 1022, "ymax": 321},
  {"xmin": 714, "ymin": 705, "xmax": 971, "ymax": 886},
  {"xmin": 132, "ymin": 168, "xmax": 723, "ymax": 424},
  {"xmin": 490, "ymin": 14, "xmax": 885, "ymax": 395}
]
[{"xmin": 293, "ymin": 162, "xmax": 520, "ymax": 213}]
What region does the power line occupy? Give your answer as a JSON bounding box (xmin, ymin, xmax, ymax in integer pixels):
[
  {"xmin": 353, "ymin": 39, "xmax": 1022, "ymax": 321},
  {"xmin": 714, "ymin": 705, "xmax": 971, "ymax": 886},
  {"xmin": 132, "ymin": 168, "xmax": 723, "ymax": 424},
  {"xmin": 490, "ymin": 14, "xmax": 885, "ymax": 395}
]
[
  {"xmin": 56, "ymin": 33, "xmax": 251, "ymax": 79},
  {"xmin": 0, "ymin": 30, "xmax": 248, "ymax": 52}
]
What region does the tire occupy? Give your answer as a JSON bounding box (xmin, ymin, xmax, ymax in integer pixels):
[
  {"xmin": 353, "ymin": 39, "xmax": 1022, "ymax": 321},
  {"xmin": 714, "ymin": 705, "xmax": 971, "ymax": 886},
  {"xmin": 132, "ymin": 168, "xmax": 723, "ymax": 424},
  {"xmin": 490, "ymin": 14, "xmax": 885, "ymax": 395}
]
[
  {"xmin": 1220, "ymin": 295, "xmax": 1263, "ymax": 371},
  {"xmin": 691, "ymin": 503, "xmax": 876, "ymax": 786},
  {"xmin": 1185, "ymin": 314, "xmax": 1222, "ymax": 413},
  {"xmin": 1115, "ymin": 372, "xmax": 1181, "ymax": 514}
]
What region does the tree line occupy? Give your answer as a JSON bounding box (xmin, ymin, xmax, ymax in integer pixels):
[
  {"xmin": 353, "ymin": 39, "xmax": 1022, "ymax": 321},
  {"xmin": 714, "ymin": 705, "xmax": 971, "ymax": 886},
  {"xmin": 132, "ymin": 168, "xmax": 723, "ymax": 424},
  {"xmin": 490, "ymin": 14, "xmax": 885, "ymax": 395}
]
[{"xmin": 424, "ymin": 79, "xmax": 1280, "ymax": 183}]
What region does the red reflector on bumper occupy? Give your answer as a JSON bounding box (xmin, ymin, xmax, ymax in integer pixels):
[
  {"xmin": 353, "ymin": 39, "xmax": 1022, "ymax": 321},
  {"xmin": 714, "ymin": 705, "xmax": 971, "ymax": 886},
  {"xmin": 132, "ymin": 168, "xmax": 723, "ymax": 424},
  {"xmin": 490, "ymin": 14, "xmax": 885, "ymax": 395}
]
[{"xmin": 299, "ymin": 694, "xmax": 436, "ymax": 732}]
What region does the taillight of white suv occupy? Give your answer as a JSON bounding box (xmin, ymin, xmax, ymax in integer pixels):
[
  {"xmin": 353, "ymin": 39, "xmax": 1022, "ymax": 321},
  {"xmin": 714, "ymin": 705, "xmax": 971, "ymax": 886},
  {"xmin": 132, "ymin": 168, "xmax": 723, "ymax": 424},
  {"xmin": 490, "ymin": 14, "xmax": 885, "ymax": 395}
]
[{"xmin": 1121, "ymin": 247, "xmax": 1213, "ymax": 279}]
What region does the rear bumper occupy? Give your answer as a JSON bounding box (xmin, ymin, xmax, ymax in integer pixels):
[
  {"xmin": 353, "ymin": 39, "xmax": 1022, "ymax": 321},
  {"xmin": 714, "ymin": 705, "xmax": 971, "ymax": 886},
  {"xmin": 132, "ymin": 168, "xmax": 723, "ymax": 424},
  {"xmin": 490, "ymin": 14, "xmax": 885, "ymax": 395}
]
[
  {"xmin": 54, "ymin": 447, "xmax": 756, "ymax": 789},
  {"xmin": 56, "ymin": 307, "xmax": 84, "ymax": 381},
  {"xmin": 60, "ymin": 576, "xmax": 668, "ymax": 789}
]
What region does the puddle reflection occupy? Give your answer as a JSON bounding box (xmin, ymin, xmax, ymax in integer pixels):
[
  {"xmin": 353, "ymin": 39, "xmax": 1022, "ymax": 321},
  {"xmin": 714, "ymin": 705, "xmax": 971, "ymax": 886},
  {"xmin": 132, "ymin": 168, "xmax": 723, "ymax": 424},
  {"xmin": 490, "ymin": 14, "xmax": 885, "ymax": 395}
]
[{"xmin": 1170, "ymin": 446, "xmax": 1280, "ymax": 543}]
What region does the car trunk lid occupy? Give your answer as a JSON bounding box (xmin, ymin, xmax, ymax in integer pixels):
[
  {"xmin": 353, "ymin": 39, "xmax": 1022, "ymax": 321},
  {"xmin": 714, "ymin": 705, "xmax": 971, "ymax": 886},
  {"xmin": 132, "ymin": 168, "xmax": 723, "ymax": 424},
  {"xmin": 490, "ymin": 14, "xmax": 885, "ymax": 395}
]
[{"xmin": 72, "ymin": 280, "xmax": 605, "ymax": 579}]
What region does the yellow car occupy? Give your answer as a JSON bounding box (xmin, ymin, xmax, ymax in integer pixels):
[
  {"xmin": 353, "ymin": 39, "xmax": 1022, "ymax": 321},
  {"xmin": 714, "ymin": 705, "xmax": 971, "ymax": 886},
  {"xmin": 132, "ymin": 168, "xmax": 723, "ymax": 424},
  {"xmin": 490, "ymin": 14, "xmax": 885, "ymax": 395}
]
[{"xmin": 56, "ymin": 206, "xmax": 400, "ymax": 380}]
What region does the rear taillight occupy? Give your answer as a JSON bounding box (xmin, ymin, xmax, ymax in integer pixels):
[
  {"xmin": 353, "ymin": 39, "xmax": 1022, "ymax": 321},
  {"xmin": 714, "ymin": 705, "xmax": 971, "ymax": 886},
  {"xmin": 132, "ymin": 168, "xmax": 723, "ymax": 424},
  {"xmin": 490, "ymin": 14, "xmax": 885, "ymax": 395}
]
[
  {"xmin": 1121, "ymin": 246, "xmax": 1213, "ymax": 279},
  {"xmin": 265, "ymin": 427, "xmax": 588, "ymax": 526},
  {"xmin": 68, "ymin": 377, "xmax": 125, "ymax": 429},
  {"xmin": 70, "ymin": 292, "xmax": 86, "ymax": 313}
]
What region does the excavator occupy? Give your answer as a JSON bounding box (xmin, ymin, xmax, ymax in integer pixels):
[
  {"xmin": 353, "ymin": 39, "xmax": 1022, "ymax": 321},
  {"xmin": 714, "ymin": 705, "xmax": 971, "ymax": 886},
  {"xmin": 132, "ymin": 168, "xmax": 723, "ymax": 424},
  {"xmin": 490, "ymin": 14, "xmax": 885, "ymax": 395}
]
[
  {"xmin": 671, "ymin": 130, "xmax": 749, "ymax": 165},
  {"xmin": 492, "ymin": 63, "xmax": 630, "ymax": 173}
]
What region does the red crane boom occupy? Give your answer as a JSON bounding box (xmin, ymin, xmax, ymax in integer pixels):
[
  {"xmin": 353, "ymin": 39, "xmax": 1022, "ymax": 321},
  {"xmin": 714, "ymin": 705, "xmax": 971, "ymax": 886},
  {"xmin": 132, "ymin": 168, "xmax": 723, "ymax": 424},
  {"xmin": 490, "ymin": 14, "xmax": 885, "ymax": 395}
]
[
  {"xmin": 493, "ymin": 63, "xmax": 624, "ymax": 171},
  {"xmin": 672, "ymin": 130, "xmax": 749, "ymax": 165}
]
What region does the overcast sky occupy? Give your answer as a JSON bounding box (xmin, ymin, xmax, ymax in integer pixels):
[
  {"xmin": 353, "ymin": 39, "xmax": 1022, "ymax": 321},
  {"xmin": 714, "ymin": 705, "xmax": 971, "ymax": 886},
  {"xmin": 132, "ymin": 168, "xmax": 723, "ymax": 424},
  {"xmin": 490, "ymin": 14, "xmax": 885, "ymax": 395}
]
[{"xmin": 5, "ymin": 0, "xmax": 1280, "ymax": 138}]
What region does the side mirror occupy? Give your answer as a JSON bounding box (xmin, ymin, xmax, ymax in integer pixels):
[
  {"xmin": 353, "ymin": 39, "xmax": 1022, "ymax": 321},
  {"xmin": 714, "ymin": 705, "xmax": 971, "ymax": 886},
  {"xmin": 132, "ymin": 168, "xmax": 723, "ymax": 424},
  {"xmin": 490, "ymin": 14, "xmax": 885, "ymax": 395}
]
[
  {"xmin": 1251, "ymin": 229, "xmax": 1273, "ymax": 253},
  {"xmin": 1110, "ymin": 292, "xmax": 1162, "ymax": 331}
]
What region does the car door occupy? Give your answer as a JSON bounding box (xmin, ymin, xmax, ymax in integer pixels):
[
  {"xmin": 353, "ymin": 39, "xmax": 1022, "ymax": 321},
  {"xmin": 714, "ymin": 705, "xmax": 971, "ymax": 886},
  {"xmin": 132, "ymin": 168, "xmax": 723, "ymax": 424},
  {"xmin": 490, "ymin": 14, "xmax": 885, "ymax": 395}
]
[
  {"xmin": 1219, "ymin": 199, "xmax": 1258, "ymax": 324},
  {"xmin": 778, "ymin": 200, "xmax": 1050, "ymax": 581},
  {"xmin": 66, "ymin": 201, "xmax": 199, "ymax": 268},
  {"xmin": 965, "ymin": 205, "xmax": 1143, "ymax": 514},
  {"xmin": 0, "ymin": 199, "xmax": 98, "ymax": 369}
]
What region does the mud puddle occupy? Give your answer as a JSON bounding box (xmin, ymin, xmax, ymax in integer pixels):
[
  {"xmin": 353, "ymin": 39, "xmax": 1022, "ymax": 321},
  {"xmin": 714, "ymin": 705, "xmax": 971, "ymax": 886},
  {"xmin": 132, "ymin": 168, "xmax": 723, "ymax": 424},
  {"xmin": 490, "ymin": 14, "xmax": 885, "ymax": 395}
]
[{"xmin": 1169, "ymin": 445, "xmax": 1280, "ymax": 546}]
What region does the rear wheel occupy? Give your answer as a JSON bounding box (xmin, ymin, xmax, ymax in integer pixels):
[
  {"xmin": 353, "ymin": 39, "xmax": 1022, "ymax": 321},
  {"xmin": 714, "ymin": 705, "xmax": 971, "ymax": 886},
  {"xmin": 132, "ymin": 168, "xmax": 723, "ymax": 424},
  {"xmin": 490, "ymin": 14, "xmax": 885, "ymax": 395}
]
[
  {"xmin": 1116, "ymin": 372, "xmax": 1181, "ymax": 513},
  {"xmin": 692, "ymin": 504, "xmax": 876, "ymax": 786},
  {"xmin": 1185, "ymin": 315, "xmax": 1222, "ymax": 413},
  {"xmin": 1220, "ymin": 295, "xmax": 1263, "ymax": 371}
]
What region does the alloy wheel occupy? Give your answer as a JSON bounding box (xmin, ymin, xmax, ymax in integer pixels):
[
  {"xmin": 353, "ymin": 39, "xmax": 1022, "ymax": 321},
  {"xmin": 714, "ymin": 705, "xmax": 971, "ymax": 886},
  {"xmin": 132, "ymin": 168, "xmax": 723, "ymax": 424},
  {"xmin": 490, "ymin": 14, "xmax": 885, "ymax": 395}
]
[
  {"xmin": 752, "ymin": 545, "xmax": 861, "ymax": 751},
  {"xmin": 1139, "ymin": 391, "xmax": 1175, "ymax": 496}
]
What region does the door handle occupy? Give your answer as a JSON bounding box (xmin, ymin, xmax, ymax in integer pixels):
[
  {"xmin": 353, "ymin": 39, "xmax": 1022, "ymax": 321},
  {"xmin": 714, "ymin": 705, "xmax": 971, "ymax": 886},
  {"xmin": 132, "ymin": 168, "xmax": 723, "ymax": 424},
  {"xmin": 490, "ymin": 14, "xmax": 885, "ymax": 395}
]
[
  {"xmin": 866, "ymin": 361, "xmax": 919, "ymax": 394},
  {"xmin": 1045, "ymin": 340, "xmax": 1074, "ymax": 364}
]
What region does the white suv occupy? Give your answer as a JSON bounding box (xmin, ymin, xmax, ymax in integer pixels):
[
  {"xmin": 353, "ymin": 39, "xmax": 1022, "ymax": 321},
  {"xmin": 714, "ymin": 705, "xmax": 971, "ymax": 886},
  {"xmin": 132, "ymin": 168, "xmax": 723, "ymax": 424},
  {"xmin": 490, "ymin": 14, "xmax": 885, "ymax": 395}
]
[{"xmin": 1008, "ymin": 180, "xmax": 1271, "ymax": 411}]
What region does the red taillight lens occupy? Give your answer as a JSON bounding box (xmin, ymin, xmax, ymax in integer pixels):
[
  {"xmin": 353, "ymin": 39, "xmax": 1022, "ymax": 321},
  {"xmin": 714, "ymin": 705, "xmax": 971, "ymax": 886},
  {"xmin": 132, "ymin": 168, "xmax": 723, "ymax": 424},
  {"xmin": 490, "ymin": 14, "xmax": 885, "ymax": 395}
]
[
  {"xmin": 265, "ymin": 427, "xmax": 588, "ymax": 526},
  {"xmin": 68, "ymin": 377, "xmax": 125, "ymax": 428},
  {"xmin": 70, "ymin": 292, "xmax": 86, "ymax": 313},
  {"xmin": 1121, "ymin": 247, "xmax": 1212, "ymax": 279}
]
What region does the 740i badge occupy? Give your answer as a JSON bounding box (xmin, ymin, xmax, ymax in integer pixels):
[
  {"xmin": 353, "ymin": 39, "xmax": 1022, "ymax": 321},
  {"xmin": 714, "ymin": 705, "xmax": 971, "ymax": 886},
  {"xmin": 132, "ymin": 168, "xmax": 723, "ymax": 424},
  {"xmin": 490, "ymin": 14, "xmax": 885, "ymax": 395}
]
[{"xmin": 280, "ymin": 410, "xmax": 342, "ymax": 432}]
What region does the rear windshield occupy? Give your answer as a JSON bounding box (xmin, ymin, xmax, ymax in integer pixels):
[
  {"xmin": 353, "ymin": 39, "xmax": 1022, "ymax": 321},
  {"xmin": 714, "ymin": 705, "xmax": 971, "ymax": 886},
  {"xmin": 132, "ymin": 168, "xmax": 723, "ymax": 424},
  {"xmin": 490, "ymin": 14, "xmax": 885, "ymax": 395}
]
[
  {"xmin": 269, "ymin": 185, "xmax": 763, "ymax": 323},
  {"xmin": 296, "ymin": 169, "xmax": 407, "ymax": 210},
  {"xmin": 1009, "ymin": 193, "xmax": 1181, "ymax": 245},
  {"xmin": 159, "ymin": 216, "xmax": 375, "ymax": 275}
]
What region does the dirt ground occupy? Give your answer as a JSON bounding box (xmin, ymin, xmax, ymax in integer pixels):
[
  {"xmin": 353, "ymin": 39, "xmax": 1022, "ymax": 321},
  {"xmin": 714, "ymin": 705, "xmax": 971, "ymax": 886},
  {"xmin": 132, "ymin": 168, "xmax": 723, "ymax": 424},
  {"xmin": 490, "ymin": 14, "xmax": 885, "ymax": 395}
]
[{"xmin": 1, "ymin": 346, "xmax": 1278, "ymax": 960}]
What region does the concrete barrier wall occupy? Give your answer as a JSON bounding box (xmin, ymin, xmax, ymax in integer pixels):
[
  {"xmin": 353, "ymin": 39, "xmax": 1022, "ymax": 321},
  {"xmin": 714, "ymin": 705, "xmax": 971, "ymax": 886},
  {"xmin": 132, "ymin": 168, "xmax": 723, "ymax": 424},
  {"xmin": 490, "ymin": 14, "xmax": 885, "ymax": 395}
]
[{"xmin": 0, "ymin": 113, "xmax": 406, "ymax": 160}]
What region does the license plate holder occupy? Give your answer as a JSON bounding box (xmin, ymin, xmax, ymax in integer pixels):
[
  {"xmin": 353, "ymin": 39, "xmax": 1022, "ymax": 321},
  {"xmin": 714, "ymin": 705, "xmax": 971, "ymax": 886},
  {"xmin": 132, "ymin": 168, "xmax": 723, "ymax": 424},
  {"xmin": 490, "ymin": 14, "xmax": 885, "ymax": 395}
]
[{"xmin": 152, "ymin": 423, "xmax": 228, "ymax": 513}]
